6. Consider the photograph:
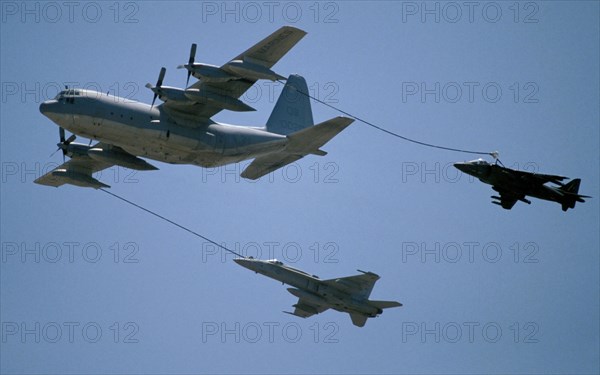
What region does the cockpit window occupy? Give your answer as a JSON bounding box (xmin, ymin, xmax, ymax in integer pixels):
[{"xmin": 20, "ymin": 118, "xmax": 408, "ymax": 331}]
[
  {"xmin": 54, "ymin": 89, "xmax": 82, "ymax": 100},
  {"xmin": 54, "ymin": 89, "xmax": 83, "ymax": 103},
  {"xmin": 267, "ymin": 259, "xmax": 283, "ymax": 265},
  {"xmin": 469, "ymin": 158, "xmax": 488, "ymax": 165}
]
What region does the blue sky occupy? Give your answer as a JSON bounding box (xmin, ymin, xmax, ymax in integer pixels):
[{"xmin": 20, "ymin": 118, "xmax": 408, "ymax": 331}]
[{"xmin": 1, "ymin": 1, "xmax": 598, "ymax": 374}]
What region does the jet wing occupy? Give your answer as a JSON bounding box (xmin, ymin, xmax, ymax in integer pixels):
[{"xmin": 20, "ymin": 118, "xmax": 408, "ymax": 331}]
[
  {"xmin": 507, "ymin": 168, "xmax": 568, "ymax": 186},
  {"xmin": 323, "ymin": 271, "xmax": 380, "ymax": 300},
  {"xmin": 34, "ymin": 153, "xmax": 113, "ymax": 189},
  {"xmin": 287, "ymin": 298, "xmax": 329, "ymax": 319},
  {"xmin": 491, "ymin": 186, "xmax": 521, "ymax": 209},
  {"xmin": 164, "ymin": 26, "xmax": 307, "ymax": 122}
]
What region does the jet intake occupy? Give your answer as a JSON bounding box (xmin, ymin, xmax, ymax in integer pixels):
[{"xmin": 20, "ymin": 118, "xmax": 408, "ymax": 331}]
[
  {"xmin": 225, "ymin": 60, "xmax": 285, "ymax": 81},
  {"xmin": 88, "ymin": 148, "xmax": 158, "ymax": 171}
]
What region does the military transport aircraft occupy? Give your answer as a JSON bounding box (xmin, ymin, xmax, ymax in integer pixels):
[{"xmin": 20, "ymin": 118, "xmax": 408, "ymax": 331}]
[
  {"xmin": 234, "ymin": 257, "xmax": 402, "ymax": 327},
  {"xmin": 454, "ymin": 159, "xmax": 590, "ymax": 211},
  {"xmin": 35, "ymin": 26, "xmax": 353, "ymax": 188}
]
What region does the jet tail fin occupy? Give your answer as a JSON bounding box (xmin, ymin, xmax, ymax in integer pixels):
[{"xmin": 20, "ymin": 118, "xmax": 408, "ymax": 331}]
[
  {"xmin": 558, "ymin": 179, "xmax": 591, "ymax": 211},
  {"xmin": 560, "ymin": 178, "xmax": 582, "ymax": 194},
  {"xmin": 266, "ymin": 74, "xmax": 313, "ymax": 136}
]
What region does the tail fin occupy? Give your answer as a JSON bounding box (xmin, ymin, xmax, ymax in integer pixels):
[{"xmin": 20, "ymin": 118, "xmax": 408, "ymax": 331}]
[
  {"xmin": 560, "ymin": 178, "xmax": 581, "ymax": 194},
  {"xmin": 266, "ymin": 74, "xmax": 313, "ymax": 135},
  {"xmin": 559, "ymin": 178, "xmax": 590, "ymax": 211}
]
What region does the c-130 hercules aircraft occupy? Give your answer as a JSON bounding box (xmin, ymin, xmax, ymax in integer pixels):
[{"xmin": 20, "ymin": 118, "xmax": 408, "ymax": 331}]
[{"xmin": 35, "ymin": 26, "xmax": 353, "ymax": 188}]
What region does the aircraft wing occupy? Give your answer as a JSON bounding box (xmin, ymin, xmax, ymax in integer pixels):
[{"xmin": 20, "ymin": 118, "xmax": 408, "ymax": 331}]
[
  {"xmin": 323, "ymin": 271, "xmax": 380, "ymax": 300},
  {"xmin": 34, "ymin": 149, "xmax": 113, "ymax": 189},
  {"xmin": 34, "ymin": 143, "xmax": 157, "ymax": 189},
  {"xmin": 491, "ymin": 186, "xmax": 521, "ymax": 209},
  {"xmin": 508, "ymin": 168, "xmax": 568, "ymax": 186},
  {"xmin": 163, "ymin": 26, "xmax": 306, "ymax": 122},
  {"xmin": 287, "ymin": 298, "xmax": 330, "ymax": 319}
]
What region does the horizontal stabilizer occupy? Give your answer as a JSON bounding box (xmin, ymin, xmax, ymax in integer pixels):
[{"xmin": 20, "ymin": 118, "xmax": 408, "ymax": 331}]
[
  {"xmin": 370, "ymin": 300, "xmax": 403, "ymax": 309},
  {"xmin": 286, "ymin": 116, "xmax": 354, "ymax": 155},
  {"xmin": 241, "ymin": 153, "xmax": 303, "ymax": 180},
  {"xmin": 241, "ymin": 116, "xmax": 353, "ymax": 180}
]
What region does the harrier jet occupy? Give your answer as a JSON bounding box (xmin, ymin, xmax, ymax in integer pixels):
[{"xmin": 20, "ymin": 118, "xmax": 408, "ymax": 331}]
[
  {"xmin": 454, "ymin": 159, "xmax": 589, "ymax": 211},
  {"xmin": 35, "ymin": 26, "xmax": 353, "ymax": 188},
  {"xmin": 234, "ymin": 258, "xmax": 402, "ymax": 327}
]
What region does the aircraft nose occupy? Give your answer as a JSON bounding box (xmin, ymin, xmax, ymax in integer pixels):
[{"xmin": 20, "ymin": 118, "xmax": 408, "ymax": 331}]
[
  {"xmin": 234, "ymin": 258, "xmax": 250, "ymax": 267},
  {"xmin": 453, "ymin": 162, "xmax": 470, "ymax": 173},
  {"xmin": 234, "ymin": 257, "xmax": 259, "ymax": 271},
  {"xmin": 454, "ymin": 162, "xmax": 484, "ymax": 177},
  {"xmin": 39, "ymin": 99, "xmax": 58, "ymax": 116},
  {"xmin": 39, "ymin": 101, "xmax": 49, "ymax": 114}
]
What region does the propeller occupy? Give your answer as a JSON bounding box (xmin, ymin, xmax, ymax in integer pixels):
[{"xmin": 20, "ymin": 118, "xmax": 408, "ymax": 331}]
[
  {"xmin": 177, "ymin": 43, "xmax": 197, "ymax": 87},
  {"xmin": 50, "ymin": 127, "xmax": 76, "ymax": 162},
  {"xmin": 146, "ymin": 67, "xmax": 166, "ymax": 108}
]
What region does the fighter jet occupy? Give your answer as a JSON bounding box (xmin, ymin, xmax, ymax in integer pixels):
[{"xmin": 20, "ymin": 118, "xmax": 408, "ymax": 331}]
[
  {"xmin": 234, "ymin": 257, "xmax": 402, "ymax": 327},
  {"xmin": 35, "ymin": 26, "xmax": 353, "ymax": 188},
  {"xmin": 454, "ymin": 159, "xmax": 590, "ymax": 211}
]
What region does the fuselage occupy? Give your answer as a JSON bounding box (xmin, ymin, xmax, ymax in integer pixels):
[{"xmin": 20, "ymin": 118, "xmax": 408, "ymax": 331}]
[
  {"xmin": 40, "ymin": 89, "xmax": 286, "ymax": 167},
  {"xmin": 456, "ymin": 161, "xmax": 566, "ymax": 203},
  {"xmin": 483, "ymin": 165, "xmax": 565, "ymax": 202},
  {"xmin": 234, "ymin": 258, "xmax": 381, "ymax": 317}
]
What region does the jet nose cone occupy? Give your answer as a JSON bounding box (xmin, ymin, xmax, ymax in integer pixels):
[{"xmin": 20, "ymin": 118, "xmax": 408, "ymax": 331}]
[
  {"xmin": 453, "ymin": 162, "xmax": 469, "ymax": 173},
  {"xmin": 234, "ymin": 258, "xmax": 250, "ymax": 267},
  {"xmin": 234, "ymin": 257, "xmax": 259, "ymax": 271}
]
